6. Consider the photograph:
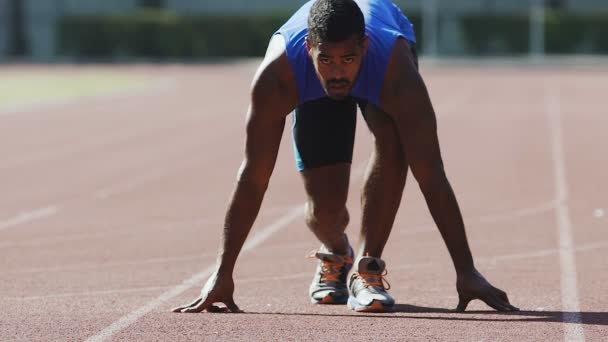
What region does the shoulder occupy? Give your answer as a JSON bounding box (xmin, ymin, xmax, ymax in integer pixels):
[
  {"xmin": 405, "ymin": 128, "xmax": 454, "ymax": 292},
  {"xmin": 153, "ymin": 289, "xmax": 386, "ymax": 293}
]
[
  {"xmin": 250, "ymin": 35, "xmax": 298, "ymax": 115},
  {"xmin": 380, "ymin": 37, "xmax": 424, "ymax": 113},
  {"xmin": 251, "ymin": 35, "xmax": 298, "ymax": 115}
]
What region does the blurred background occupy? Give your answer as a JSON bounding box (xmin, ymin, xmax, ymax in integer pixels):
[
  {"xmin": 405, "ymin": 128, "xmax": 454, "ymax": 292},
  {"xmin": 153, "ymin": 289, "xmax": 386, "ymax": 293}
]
[{"xmin": 1, "ymin": 0, "xmax": 607, "ymax": 62}]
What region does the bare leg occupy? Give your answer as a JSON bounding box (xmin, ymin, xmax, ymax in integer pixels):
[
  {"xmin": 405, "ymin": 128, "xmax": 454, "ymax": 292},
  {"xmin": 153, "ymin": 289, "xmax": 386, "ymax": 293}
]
[
  {"xmin": 359, "ymin": 104, "xmax": 408, "ymax": 258},
  {"xmin": 301, "ymin": 163, "xmax": 351, "ymax": 255}
]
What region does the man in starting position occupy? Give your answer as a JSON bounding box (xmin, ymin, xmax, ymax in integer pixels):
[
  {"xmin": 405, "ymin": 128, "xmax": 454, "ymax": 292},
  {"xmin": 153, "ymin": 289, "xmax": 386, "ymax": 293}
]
[{"xmin": 174, "ymin": 0, "xmax": 519, "ymax": 313}]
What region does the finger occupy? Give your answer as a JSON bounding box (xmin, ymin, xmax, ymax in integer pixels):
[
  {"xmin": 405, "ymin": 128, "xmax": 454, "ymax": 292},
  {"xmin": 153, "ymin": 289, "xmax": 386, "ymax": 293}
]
[
  {"xmin": 505, "ymin": 303, "xmax": 520, "ymax": 311},
  {"xmin": 181, "ymin": 297, "xmax": 213, "ymax": 313},
  {"xmin": 482, "ymin": 293, "xmax": 511, "ymax": 312},
  {"xmin": 456, "ymin": 294, "xmax": 472, "ymax": 312},
  {"xmin": 497, "ymin": 298, "xmax": 519, "ymax": 312},
  {"xmin": 171, "ymin": 297, "xmax": 203, "ymax": 313},
  {"xmin": 491, "ymin": 288, "xmax": 519, "ymax": 311},
  {"xmin": 226, "ymin": 299, "xmax": 243, "ymax": 313},
  {"xmin": 181, "ymin": 305, "xmax": 206, "ymax": 313}
]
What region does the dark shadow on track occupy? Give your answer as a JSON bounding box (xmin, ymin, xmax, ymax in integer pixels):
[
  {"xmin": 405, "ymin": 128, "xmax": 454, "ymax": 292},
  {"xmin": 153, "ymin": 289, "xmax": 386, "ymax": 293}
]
[
  {"xmin": 393, "ymin": 304, "xmax": 608, "ymax": 326},
  {"xmin": 239, "ymin": 304, "xmax": 607, "ymax": 326}
]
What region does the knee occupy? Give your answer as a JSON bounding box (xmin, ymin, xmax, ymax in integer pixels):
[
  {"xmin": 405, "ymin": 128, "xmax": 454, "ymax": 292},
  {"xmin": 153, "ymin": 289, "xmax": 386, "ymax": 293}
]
[
  {"xmin": 412, "ymin": 161, "xmax": 447, "ymax": 193},
  {"xmin": 305, "ymin": 200, "xmax": 349, "ymax": 230}
]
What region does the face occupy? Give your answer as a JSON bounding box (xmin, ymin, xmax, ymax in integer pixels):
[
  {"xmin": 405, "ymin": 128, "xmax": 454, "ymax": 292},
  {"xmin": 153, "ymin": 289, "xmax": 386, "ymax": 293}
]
[{"xmin": 307, "ymin": 34, "xmax": 368, "ymax": 100}]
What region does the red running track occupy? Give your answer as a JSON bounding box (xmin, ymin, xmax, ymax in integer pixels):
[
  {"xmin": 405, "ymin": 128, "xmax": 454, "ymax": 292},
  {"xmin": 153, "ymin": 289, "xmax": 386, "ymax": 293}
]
[{"xmin": 0, "ymin": 62, "xmax": 607, "ymax": 341}]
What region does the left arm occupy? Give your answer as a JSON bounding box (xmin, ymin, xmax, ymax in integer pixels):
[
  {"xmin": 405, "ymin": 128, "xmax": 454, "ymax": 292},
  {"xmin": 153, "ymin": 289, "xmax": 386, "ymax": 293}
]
[{"xmin": 380, "ymin": 39, "xmax": 518, "ymax": 312}]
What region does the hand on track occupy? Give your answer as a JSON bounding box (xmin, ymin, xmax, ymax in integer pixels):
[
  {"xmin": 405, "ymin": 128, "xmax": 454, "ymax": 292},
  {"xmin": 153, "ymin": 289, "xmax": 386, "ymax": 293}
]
[
  {"xmin": 455, "ymin": 268, "xmax": 519, "ymax": 312},
  {"xmin": 172, "ymin": 271, "xmax": 243, "ymax": 313}
]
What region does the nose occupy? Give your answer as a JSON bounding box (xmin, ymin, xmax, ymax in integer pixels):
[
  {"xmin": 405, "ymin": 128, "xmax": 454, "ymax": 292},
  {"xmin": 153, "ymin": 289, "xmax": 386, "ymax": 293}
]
[{"xmin": 330, "ymin": 65, "xmax": 346, "ymax": 79}]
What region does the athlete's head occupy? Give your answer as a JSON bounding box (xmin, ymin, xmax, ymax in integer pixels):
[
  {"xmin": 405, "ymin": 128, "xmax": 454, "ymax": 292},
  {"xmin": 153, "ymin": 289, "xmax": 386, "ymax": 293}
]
[{"xmin": 306, "ymin": 0, "xmax": 369, "ymax": 100}]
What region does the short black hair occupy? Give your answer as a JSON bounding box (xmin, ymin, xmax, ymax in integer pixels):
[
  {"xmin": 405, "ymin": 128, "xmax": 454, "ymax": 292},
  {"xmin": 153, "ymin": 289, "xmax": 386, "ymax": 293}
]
[{"xmin": 308, "ymin": 0, "xmax": 365, "ymax": 44}]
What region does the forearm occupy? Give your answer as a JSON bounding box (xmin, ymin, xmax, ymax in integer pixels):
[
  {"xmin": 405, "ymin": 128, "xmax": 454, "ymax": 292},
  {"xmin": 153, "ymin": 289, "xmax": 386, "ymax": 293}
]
[
  {"xmin": 215, "ymin": 177, "xmax": 268, "ymax": 275},
  {"xmin": 420, "ymin": 175, "xmax": 475, "ymax": 274}
]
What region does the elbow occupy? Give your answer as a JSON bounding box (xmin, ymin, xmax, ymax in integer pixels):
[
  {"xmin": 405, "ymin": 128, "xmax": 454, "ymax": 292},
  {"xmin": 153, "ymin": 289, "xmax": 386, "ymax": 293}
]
[
  {"xmin": 411, "ymin": 160, "xmax": 448, "ymax": 194},
  {"xmin": 236, "ymin": 159, "xmax": 271, "ymax": 192}
]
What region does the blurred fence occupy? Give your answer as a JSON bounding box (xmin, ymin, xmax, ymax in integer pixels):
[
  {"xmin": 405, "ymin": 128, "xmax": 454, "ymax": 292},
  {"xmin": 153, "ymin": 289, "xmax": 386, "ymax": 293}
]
[{"xmin": 1, "ymin": 0, "xmax": 608, "ymax": 61}]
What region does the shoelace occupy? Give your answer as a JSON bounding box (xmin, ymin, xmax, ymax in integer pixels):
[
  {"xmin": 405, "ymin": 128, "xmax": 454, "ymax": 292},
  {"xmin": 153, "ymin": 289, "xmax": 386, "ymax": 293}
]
[
  {"xmin": 306, "ymin": 251, "xmax": 353, "ymax": 283},
  {"xmin": 355, "ymin": 269, "xmax": 391, "ymax": 290}
]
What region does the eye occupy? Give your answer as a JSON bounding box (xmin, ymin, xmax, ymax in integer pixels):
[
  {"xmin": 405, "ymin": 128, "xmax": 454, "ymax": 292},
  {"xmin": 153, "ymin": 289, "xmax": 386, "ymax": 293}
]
[
  {"xmin": 343, "ymin": 57, "xmax": 354, "ymax": 64},
  {"xmin": 319, "ymin": 58, "xmax": 331, "ymax": 65}
]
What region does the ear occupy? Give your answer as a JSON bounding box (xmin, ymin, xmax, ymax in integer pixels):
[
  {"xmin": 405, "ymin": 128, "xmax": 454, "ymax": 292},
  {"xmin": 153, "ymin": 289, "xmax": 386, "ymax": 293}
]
[{"xmin": 306, "ymin": 37, "xmax": 313, "ymax": 56}]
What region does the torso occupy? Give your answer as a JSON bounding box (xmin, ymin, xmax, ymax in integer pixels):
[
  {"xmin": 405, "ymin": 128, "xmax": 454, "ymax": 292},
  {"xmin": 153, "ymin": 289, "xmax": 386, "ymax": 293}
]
[{"xmin": 274, "ymin": 0, "xmax": 416, "ymax": 108}]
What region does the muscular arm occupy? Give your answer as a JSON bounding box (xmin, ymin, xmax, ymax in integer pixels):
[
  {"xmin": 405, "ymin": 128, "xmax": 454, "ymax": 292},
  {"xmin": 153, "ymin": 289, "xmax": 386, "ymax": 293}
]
[
  {"xmin": 381, "ymin": 39, "xmax": 473, "ymax": 274},
  {"xmin": 380, "ymin": 39, "xmax": 517, "ymax": 311},
  {"xmin": 217, "ymin": 39, "xmax": 297, "ymax": 275},
  {"xmin": 172, "ymin": 37, "xmax": 297, "ymax": 313}
]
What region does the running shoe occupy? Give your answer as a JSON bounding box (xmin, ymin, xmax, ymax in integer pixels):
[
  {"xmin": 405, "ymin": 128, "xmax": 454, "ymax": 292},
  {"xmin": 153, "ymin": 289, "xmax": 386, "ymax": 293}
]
[
  {"xmin": 308, "ymin": 245, "xmax": 354, "ymax": 304},
  {"xmin": 347, "ymin": 256, "xmax": 394, "ymax": 312}
]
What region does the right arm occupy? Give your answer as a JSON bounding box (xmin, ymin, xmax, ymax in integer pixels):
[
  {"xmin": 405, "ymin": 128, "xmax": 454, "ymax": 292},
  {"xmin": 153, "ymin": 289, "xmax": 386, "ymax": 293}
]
[
  {"xmin": 173, "ymin": 36, "xmax": 298, "ymax": 313},
  {"xmin": 216, "ymin": 66, "xmax": 294, "ymax": 276}
]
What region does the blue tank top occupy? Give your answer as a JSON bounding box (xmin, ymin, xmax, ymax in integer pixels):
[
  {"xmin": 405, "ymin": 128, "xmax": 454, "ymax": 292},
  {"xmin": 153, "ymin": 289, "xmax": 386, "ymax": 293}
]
[{"xmin": 276, "ymin": 0, "xmax": 416, "ymax": 107}]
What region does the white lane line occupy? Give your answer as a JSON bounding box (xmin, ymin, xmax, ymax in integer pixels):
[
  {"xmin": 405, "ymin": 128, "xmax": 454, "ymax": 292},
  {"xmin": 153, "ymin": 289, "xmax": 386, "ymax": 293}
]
[
  {"xmin": 84, "ymin": 204, "xmax": 305, "ymax": 342},
  {"xmin": 3, "ymin": 286, "xmax": 172, "ymax": 301},
  {"xmin": 94, "ymin": 170, "xmax": 167, "ymax": 199},
  {"xmin": 242, "ymin": 205, "xmax": 305, "ymax": 250},
  {"xmin": 397, "ymin": 200, "xmax": 557, "ymax": 236},
  {"xmin": 4, "ymin": 252, "xmax": 217, "ymax": 275},
  {"xmin": 593, "ymin": 208, "xmax": 604, "ymax": 218},
  {"xmin": 547, "ymin": 82, "xmax": 585, "ymax": 341},
  {"xmin": 475, "ymin": 200, "xmax": 557, "ymax": 224},
  {"xmin": 0, "ymin": 206, "xmax": 59, "ymax": 232}
]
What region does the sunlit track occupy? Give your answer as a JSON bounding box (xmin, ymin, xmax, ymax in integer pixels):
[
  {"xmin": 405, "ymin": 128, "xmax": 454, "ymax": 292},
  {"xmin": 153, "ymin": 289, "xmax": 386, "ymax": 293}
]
[
  {"xmin": 84, "ymin": 204, "xmax": 307, "ymax": 342},
  {"xmin": 6, "ymin": 240, "xmax": 607, "ymax": 302},
  {"xmin": 3, "ymin": 286, "xmax": 173, "ymax": 301},
  {"xmin": 0, "ymin": 78, "xmax": 176, "ymax": 117},
  {"xmin": 1, "ymin": 64, "xmax": 607, "ymax": 341},
  {"xmin": 396, "ymin": 200, "xmax": 558, "ymax": 236}
]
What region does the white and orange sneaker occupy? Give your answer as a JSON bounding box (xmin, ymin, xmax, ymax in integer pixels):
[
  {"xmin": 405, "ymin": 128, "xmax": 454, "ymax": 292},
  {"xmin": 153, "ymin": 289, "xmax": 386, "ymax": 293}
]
[
  {"xmin": 308, "ymin": 246, "xmax": 354, "ymax": 304},
  {"xmin": 347, "ymin": 256, "xmax": 394, "ymax": 312}
]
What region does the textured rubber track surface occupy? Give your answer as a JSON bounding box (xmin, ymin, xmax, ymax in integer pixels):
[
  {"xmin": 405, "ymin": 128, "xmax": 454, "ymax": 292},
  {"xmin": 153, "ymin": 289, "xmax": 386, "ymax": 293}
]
[{"xmin": 1, "ymin": 62, "xmax": 607, "ymax": 341}]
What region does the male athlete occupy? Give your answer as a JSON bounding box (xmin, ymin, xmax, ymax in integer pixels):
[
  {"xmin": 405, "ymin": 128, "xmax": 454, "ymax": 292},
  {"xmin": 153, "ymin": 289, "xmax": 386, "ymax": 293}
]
[{"xmin": 174, "ymin": 0, "xmax": 518, "ymax": 313}]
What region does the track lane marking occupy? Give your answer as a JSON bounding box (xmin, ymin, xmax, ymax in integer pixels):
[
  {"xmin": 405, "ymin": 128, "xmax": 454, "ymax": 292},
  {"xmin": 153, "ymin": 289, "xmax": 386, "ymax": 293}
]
[
  {"xmin": 3, "ymin": 286, "xmax": 172, "ymax": 301},
  {"xmin": 0, "ymin": 206, "xmax": 60, "ymax": 232},
  {"xmin": 7, "ymin": 240, "xmax": 608, "ymax": 301},
  {"xmin": 397, "ymin": 200, "xmax": 557, "ymax": 236},
  {"xmin": 546, "ymin": 82, "xmax": 585, "ymax": 341},
  {"xmin": 3, "ymin": 253, "xmax": 217, "ymax": 275},
  {"xmin": 84, "ymin": 204, "xmax": 305, "ymax": 342}
]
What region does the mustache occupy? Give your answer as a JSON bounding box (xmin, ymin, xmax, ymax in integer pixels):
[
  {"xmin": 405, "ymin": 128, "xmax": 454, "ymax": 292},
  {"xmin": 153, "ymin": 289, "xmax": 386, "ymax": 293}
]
[{"xmin": 327, "ymin": 79, "xmax": 350, "ymax": 87}]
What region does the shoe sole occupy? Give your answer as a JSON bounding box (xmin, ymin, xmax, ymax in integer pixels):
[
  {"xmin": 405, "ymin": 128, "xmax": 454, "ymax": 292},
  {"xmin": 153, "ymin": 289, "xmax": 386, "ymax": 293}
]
[
  {"xmin": 347, "ymin": 297, "xmax": 394, "ymax": 312},
  {"xmin": 311, "ymin": 293, "xmax": 348, "ymax": 305}
]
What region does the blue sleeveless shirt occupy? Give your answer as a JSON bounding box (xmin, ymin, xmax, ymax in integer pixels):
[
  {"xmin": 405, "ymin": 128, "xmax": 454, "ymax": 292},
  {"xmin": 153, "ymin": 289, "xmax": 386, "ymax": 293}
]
[{"xmin": 275, "ymin": 0, "xmax": 416, "ymax": 108}]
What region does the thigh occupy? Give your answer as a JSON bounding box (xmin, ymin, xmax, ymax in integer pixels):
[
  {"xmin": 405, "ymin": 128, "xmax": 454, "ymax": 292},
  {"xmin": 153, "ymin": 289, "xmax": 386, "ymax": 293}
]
[{"xmin": 292, "ymin": 96, "xmax": 357, "ymax": 171}]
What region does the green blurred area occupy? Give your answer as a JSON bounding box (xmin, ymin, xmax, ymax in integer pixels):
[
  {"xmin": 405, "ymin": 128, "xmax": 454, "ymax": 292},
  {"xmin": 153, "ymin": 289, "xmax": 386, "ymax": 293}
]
[
  {"xmin": 56, "ymin": 9, "xmax": 608, "ymax": 60},
  {"xmin": 0, "ymin": 72, "xmax": 150, "ymax": 108},
  {"xmin": 462, "ymin": 12, "xmax": 608, "ymax": 55},
  {"xmin": 58, "ymin": 10, "xmax": 289, "ymax": 60}
]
